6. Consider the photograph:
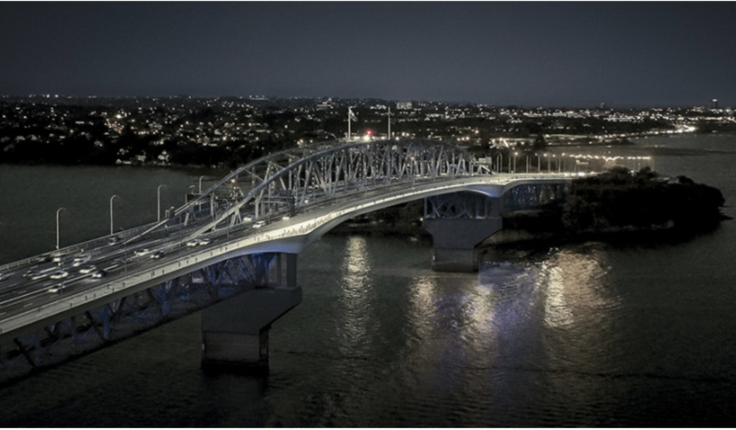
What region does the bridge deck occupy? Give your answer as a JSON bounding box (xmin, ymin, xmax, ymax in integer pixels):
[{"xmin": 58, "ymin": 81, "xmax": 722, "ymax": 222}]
[{"xmin": 0, "ymin": 172, "xmax": 575, "ymax": 343}]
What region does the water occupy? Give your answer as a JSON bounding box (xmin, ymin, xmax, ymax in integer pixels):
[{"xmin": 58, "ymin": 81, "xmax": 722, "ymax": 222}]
[{"xmin": 1, "ymin": 134, "xmax": 736, "ymax": 427}]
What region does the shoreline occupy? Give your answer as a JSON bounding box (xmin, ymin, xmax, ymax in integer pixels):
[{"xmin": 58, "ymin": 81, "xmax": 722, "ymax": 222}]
[{"xmin": 1, "ymin": 131, "xmax": 735, "ymax": 171}]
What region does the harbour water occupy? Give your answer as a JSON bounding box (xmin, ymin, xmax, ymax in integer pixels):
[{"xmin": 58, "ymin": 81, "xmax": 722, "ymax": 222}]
[{"xmin": 1, "ymin": 134, "xmax": 736, "ymax": 426}]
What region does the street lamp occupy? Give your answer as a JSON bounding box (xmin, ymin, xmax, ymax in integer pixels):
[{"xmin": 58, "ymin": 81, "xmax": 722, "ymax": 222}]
[
  {"xmin": 110, "ymin": 195, "xmax": 117, "ymax": 236},
  {"xmin": 56, "ymin": 207, "xmax": 65, "ymax": 250},
  {"xmin": 199, "ymin": 175, "xmax": 206, "ymax": 194},
  {"xmin": 157, "ymin": 184, "xmax": 166, "ymax": 222},
  {"xmin": 198, "ymin": 176, "xmax": 206, "ymax": 212}
]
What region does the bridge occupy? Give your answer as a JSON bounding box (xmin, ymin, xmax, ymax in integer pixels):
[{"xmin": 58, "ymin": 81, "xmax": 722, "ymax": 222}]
[{"xmin": 0, "ymin": 138, "xmax": 607, "ymax": 382}]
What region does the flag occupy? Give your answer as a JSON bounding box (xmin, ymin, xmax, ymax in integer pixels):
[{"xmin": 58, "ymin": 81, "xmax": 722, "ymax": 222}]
[{"xmin": 348, "ymin": 107, "xmax": 358, "ymax": 122}]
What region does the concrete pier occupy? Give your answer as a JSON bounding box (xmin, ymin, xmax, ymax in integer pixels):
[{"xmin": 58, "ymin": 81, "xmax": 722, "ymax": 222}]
[
  {"xmin": 201, "ymin": 253, "xmax": 301, "ymax": 369},
  {"xmin": 423, "ymin": 194, "xmax": 504, "ymax": 272},
  {"xmin": 423, "ymin": 217, "xmax": 502, "ymax": 271}
]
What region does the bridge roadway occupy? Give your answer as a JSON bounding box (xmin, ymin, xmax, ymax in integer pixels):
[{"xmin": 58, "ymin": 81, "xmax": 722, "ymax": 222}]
[{"xmin": 0, "ymin": 172, "xmax": 573, "ymax": 343}]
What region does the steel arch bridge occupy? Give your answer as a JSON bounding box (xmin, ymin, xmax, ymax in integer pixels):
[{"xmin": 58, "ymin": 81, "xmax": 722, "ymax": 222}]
[
  {"xmin": 132, "ymin": 138, "xmax": 490, "ymax": 243},
  {"xmin": 0, "ymin": 138, "xmax": 585, "ymax": 382}
]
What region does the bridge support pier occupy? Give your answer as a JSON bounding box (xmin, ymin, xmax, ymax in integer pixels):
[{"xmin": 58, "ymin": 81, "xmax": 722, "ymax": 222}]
[
  {"xmin": 200, "ymin": 253, "xmax": 301, "ymax": 370},
  {"xmin": 424, "ymin": 218, "xmax": 502, "ymax": 271},
  {"xmin": 423, "ymin": 194, "xmax": 503, "ymax": 272}
]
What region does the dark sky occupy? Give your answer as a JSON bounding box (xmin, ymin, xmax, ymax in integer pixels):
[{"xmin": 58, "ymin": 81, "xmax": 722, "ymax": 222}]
[{"xmin": 1, "ymin": 2, "xmax": 734, "ymax": 108}]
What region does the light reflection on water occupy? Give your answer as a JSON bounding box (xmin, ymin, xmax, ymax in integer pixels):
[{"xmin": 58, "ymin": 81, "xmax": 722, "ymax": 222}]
[{"xmin": 337, "ymin": 236, "xmax": 372, "ymax": 356}]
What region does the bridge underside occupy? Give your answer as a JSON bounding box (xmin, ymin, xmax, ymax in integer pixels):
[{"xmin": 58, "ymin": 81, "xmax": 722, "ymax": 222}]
[
  {"xmin": 0, "ymin": 253, "xmax": 300, "ymax": 385},
  {"xmin": 423, "ymin": 192, "xmax": 503, "ymax": 271},
  {"xmin": 423, "ymin": 184, "xmax": 567, "ymax": 271}
]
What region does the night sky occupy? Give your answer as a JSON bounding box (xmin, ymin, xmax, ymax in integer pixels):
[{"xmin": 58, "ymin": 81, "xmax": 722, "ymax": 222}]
[{"xmin": 1, "ymin": 2, "xmax": 734, "ymax": 108}]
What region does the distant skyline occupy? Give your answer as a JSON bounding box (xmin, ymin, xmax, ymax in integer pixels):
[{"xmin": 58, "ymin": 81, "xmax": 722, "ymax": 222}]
[{"xmin": 1, "ymin": 2, "xmax": 734, "ymax": 108}]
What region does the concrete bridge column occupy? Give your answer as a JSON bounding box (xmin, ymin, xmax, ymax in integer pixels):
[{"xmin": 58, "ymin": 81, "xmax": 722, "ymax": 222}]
[
  {"xmin": 423, "ymin": 195, "xmax": 503, "ymax": 272},
  {"xmin": 201, "ymin": 253, "xmax": 301, "ymax": 370}
]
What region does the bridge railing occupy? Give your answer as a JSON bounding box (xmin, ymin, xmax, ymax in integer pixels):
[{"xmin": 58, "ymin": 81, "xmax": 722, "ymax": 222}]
[{"xmin": 0, "ymin": 218, "xmax": 168, "ymax": 273}]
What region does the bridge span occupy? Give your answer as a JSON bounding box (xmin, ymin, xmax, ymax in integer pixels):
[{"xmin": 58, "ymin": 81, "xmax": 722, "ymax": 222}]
[{"xmin": 0, "ymin": 139, "xmax": 586, "ymax": 381}]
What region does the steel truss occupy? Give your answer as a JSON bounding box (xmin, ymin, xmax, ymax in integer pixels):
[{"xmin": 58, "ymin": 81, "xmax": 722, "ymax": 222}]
[
  {"xmin": 159, "ymin": 139, "xmax": 483, "ymax": 239},
  {"xmin": 502, "ymin": 183, "xmax": 568, "ymax": 213},
  {"xmin": 424, "ymin": 183, "xmax": 568, "ymax": 220},
  {"xmin": 0, "ymin": 253, "xmax": 279, "ymax": 386},
  {"xmin": 425, "ymin": 192, "xmax": 495, "ymax": 220}
]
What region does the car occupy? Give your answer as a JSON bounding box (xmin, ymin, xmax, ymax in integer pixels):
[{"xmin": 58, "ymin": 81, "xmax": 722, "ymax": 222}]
[
  {"xmin": 72, "ymin": 255, "xmax": 91, "ymax": 267},
  {"xmin": 50, "ymin": 270, "xmax": 70, "ymax": 280},
  {"xmin": 47, "ymin": 285, "xmax": 68, "ymax": 294},
  {"xmin": 108, "ymin": 236, "xmax": 120, "ymax": 245},
  {"xmin": 134, "ymin": 248, "xmax": 151, "ymax": 257},
  {"xmin": 92, "ymin": 270, "xmax": 107, "ymax": 279},
  {"xmin": 0, "ymin": 273, "xmax": 9, "ymax": 282},
  {"xmin": 253, "ymin": 221, "xmax": 266, "ymax": 229},
  {"xmin": 79, "ymin": 265, "xmax": 97, "ymax": 274},
  {"xmin": 35, "ymin": 256, "xmax": 52, "ymax": 263},
  {"xmin": 199, "ymin": 238, "xmax": 212, "ymax": 245},
  {"xmin": 23, "ymin": 269, "xmax": 36, "ymax": 278},
  {"xmin": 186, "ymin": 239, "xmax": 200, "ymax": 247},
  {"xmin": 151, "ymin": 250, "xmax": 165, "ymax": 259}
]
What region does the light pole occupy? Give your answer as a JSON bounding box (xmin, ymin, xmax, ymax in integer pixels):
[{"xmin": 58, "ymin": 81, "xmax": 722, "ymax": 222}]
[
  {"xmin": 119, "ymin": 227, "xmax": 128, "ymax": 276},
  {"xmin": 157, "ymin": 184, "xmax": 166, "ymax": 222},
  {"xmin": 110, "ymin": 195, "xmax": 117, "ymax": 236},
  {"xmin": 56, "ymin": 207, "xmax": 65, "ymax": 250},
  {"xmin": 198, "ymin": 176, "xmax": 205, "ymax": 194},
  {"xmin": 198, "ymin": 176, "xmax": 206, "ymax": 212}
]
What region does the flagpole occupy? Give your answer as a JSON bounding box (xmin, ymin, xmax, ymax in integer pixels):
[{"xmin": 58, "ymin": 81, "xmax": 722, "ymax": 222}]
[{"xmin": 348, "ymin": 108, "xmax": 352, "ymax": 141}]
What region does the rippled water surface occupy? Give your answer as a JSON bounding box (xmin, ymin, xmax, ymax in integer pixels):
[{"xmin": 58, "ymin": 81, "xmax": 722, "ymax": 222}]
[{"xmin": 2, "ymin": 135, "xmax": 736, "ymax": 427}]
